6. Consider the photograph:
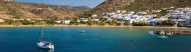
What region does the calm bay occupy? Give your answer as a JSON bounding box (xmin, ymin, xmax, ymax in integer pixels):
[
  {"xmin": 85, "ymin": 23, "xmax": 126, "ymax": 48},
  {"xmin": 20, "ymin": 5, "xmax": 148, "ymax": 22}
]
[{"xmin": 0, "ymin": 27, "xmax": 191, "ymax": 52}]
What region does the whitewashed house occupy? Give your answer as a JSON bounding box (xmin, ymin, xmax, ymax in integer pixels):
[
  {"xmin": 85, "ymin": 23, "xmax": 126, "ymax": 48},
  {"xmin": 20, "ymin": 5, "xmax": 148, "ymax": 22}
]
[
  {"xmin": 102, "ymin": 13, "xmax": 106, "ymax": 15},
  {"xmin": 31, "ymin": 21, "xmax": 36, "ymax": 23},
  {"xmin": 103, "ymin": 16, "xmax": 109, "ymax": 18},
  {"xmin": 128, "ymin": 19, "xmax": 137, "ymax": 24},
  {"xmin": 55, "ymin": 21, "xmax": 62, "ymax": 23},
  {"xmin": 110, "ymin": 12, "xmax": 116, "ymax": 15},
  {"xmin": 146, "ymin": 10, "xmax": 150, "ymax": 12},
  {"xmin": 186, "ymin": 18, "xmax": 191, "ymax": 25},
  {"xmin": 82, "ymin": 19, "xmax": 88, "ymax": 22},
  {"xmin": 93, "ymin": 19, "xmax": 99, "ymax": 22},
  {"xmin": 77, "ymin": 19, "xmax": 81, "ymax": 23},
  {"xmin": 148, "ymin": 20, "xmax": 158, "ymax": 26},
  {"xmin": 170, "ymin": 7, "xmax": 174, "ymax": 9},
  {"xmin": 26, "ymin": 19, "xmax": 31, "ymax": 21},
  {"xmin": 107, "ymin": 18, "xmax": 112, "ymax": 21},
  {"xmin": 151, "ymin": 10, "xmax": 156, "ymax": 12},
  {"xmin": 156, "ymin": 10, "xmax": 162, "ymax": 13},
  {"xmin": 167, "ymin": 9, "xmax": 173, "ymax": 12},
  {"xmin": 80, "ymin": 18, "xmax": 85, "ymax": 20},
  {"xmin": 116, "ymin": 10, "xmax": 121, "ymax": 13},
  {"xmin": 163, "ymin": 8, "xmax": 168, "ymax": 10},
  {"xmin": 62, "ymin": 20, "xmax": 71, "ymax": 24},
  {"xmin": 0, "ymin": 19, "xmax": 5, "ymax": 22},
  {"xmin": 121, "ymin": 10, "xmax": 126, "ymax": 13},
  {"xmin": 136, "ymin": 11, "xmax": 147, "ymax": 15},
  {"xmin": 128, "ymin": 11, "xmax": 135, "ymax": 14},
  {"xmin": 92, "ymin": 14, "xmax": 97, "ymax": 17}
]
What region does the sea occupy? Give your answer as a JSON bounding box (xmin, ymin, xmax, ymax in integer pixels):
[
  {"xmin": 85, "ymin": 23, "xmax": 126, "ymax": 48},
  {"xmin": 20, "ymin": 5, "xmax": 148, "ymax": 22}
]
[{"xmin": 0, "ymin": 26, "xmax": 191, "ymax": 52}]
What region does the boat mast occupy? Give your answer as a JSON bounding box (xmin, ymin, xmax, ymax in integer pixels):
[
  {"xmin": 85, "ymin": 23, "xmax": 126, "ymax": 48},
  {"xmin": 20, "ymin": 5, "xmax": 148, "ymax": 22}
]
[{"xmin": 41, "ymin": 9, "xmax": 45, "ymax": 41}]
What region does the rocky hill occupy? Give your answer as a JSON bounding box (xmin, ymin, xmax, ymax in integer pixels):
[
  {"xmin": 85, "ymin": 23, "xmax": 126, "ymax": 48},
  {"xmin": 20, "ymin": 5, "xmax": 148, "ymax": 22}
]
[
  {"xmin": 0, "ymin": 0, "xmax": 91, "ymax": 20},
  {"xmin": 83, "ymin": 0, "xmax": 191, "ymax": 18}
]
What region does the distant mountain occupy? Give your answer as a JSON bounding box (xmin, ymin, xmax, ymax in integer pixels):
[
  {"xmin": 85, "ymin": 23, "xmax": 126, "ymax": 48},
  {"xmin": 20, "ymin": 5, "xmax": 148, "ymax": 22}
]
[
  {"xmin": 83, "ymin": 0, "xmax": 191, "ymax": 18},
  {"xmin": 0, "ymin": 0, "xmax": 91, "ymax": 20}
]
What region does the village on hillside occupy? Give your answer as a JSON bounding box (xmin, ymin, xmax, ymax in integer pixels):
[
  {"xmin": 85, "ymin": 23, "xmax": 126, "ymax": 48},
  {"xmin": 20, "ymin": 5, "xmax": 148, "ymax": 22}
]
[
  {"xmin": 75, "ymin": 6, "xmax": 191, "ymax": 27},
  {"xmin": 0, "ymin": 6, "xmax": 191, "ymax": 27}
]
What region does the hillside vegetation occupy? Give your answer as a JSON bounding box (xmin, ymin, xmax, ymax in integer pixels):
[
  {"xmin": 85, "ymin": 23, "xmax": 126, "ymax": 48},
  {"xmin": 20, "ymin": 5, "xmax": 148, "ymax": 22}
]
[
  {"xmin": 82, "ymin": 0, "xmax": 191, "ymax": 18},
  {"xmin": 0, "ymin": 0, "xmax": 91, "ymax": 20}
]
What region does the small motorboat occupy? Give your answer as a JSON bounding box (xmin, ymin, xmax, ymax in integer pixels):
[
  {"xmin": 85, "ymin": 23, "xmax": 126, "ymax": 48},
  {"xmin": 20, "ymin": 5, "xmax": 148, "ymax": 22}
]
[
  {"xmin": 79, "ymin": 30, "xmax": 86, "ymax": 33},
  {"xmin": 160, "ymin": 31, "xmax": 165, "ymax": 35},
  {"xmin": 148, "ymin": 31, "xmax": 155, "ymax": 35},
  {"xmin": 166, "ymin": 32, "xmax": 173, "ymax": 36},
  {"xmin": 157, "ymin": 36, "xmax": 168, "ymax": 39}
]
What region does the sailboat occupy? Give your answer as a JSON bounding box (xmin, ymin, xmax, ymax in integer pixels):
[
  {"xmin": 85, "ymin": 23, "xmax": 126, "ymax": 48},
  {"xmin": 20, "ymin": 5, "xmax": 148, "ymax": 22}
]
[
  {"xmin": 37, "ymin": 8, "xmax": 54, "ymax": 49},
  {"xmin": 37, "ymin": 26, "xmax": 54, "ymax": 49}
]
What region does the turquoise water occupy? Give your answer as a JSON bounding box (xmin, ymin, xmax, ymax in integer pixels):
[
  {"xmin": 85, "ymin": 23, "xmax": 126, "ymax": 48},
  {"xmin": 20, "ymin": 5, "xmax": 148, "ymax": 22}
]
[{"xmin": 0, "ymin": 27, "xmax": 191, "ymax": 52}]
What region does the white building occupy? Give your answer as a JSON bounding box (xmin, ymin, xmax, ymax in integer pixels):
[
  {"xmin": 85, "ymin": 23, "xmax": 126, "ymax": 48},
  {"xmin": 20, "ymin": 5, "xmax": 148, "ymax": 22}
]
[
  {"xmin": 128, "ymin": 19, "xmax": 136, "ymax": 24},
  {"xmin": 121, "ymin": 10, "xmax": 126, "ymax": 13},
  {"xmin": 26, "ymin": 19, "xmax": 31, "ymax": 21},
  {"xmin": 82, "ymin": 19, "xmax": 88, "ymax": 22},
  {"xmin": 156, "ymin": 10, "xmax": 162, "ymax": 13},
  {"xmin": 93, "ymin": 19, "xmax": 99, "ymax": 22},
  {"xmin": 55, "ymin": 21, "xmax": 62, "ymax": 23},
  {"xmin": 0, "ymin": 19, "xmax": 4, "ymax": 22},
  {"xmin": 102, "ymin": 13, "xmax": 106, "ymax": 15},
  {"xmin": 136, "ymin": 11, "xmax": 147, "ymax": 15},
  {"xmin": 62, "ymin": 20, "xmax": 71, "ymax": 24},
  {"xmin": 92, "ymin": 14, "xmax": 97, "ymax": 17},
  {"xmin": 170, "ymin": 6, "xmax": 174, "ymax": 9},
  {"xmin": 31, "ymin": 21, "xmax": 36, "ymax": 23},
  {"xmin": 128, "ymin": 11, "xmax": 135, "ymax": 14},
  {"xmin": 116, "ymin": 10, "xmax": 121, "ymax": 13},
  {"xmin": 77, "ymin": 19, "xmax": 81, "ymax": 23}
]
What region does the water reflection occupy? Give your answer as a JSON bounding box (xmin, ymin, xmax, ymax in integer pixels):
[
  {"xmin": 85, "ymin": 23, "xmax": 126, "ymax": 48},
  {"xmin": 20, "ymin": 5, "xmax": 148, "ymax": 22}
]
[{"xmin": 49, "ymin": 49, "xmax": 54, "ymax": 52}]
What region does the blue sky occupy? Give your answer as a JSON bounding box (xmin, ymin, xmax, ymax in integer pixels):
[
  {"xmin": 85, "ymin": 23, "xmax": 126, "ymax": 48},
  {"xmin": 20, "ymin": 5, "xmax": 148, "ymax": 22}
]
[{"xmin": 14, "ymin": 0, "xmax": 105, "ymax": 8}]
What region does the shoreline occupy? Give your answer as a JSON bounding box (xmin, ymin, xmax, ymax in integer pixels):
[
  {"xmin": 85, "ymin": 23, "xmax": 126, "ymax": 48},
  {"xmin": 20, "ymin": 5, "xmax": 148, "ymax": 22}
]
[{"xmin": 0, "ymin": 25, "xmax": 189, "ymax": 28}]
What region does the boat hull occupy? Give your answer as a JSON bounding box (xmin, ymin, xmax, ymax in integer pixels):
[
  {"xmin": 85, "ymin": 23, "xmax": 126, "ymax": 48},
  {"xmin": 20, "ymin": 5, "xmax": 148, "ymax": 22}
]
[{"xmin": 37, "ymin": 42, "xmax": 54, "ymax": 49}]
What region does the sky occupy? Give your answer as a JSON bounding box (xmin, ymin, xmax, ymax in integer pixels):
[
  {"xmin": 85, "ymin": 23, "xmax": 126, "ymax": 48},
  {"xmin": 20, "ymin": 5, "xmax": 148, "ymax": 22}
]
[{"xmin": 14, "ymin": 0, "xmax": 105, "ymax": 8}]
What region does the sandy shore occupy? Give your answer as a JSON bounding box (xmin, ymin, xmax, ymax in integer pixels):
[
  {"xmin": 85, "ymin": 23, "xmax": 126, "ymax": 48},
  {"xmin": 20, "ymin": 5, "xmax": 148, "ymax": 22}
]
[{"xmin": 0, "ymin": 25, "xmax": 189, "ymax": 28}]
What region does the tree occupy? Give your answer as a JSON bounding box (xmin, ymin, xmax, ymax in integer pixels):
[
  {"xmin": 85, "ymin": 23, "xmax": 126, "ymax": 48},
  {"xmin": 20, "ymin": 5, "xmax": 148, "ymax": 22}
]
[
  {"xmin": 163, "ymin": 20, "xmax": 170, "ymax": 25},
  {"xmin": 168, "ymin": 19, "xmax": 174, "ymax": 26},
  {"xmin": 177, "ymin": 23, "xmax": 182, "ymax": 27},
  {"xmin": 116, "ymin": 23, "xmax": 122, "ymax": 26},
  {"xmin": 106, "ymin": 21, "xmax": 114, "ymax": 25},
  {"xmin": 112, "ymin": 19, "xmax": 117, "ymax": 23},
  {"xmin": 162, "ymin": 19, "xmax": 174, "ymax": 26},
  {"xmin": 81, "ymin": 21, "xmax": 87, "ymax": 24},
  {"xmin": 92, "ymin": 21, "xmax": 98, "ymax": 25},
  {"xmin": 99, "ymin": 21, "xmax": 105, "ymax": 26},
  {"xmin": 133, "ymin": 22, "xmax": 148, "ymax": 26},
  {"xmin": 156, "ymin": 21, "xmax": 162, "ymax": 25},
  {"xmin": 22, "ymin": 21, "xmax": 35, "ymax": 25},
  {"xmin": 70, "ymin": 20, "xmax": 77, "ymax": 25},
  {"xmin": 46, "ymin": 20, "xmax": 56, "ymax": 25},
  {"xmin": 87, "ymin": 20, "xmax": 94, "ymax": 26},
  {"xmin": 124, "ymin": 20, "xmax": 131, "ymax": 25},
  {"xmin": 5, "ymin": 20, "xmax": 14, "ymax": 24}
]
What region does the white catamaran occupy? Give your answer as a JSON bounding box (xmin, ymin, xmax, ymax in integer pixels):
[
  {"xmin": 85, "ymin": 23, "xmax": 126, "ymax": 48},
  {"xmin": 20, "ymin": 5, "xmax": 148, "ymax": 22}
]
[{"xmin": 37, "ymin": 8, "xmax": 54, "ymax": 49}]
